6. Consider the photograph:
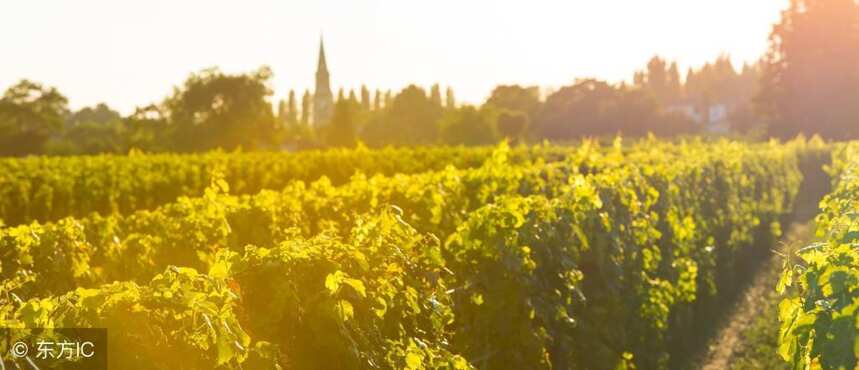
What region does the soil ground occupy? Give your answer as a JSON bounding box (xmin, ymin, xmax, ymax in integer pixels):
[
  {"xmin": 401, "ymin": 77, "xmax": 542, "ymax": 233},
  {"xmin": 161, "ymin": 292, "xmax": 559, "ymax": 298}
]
[{"xmin": 695, "ymin": 221, "xmax": 812, "ymax": 370}]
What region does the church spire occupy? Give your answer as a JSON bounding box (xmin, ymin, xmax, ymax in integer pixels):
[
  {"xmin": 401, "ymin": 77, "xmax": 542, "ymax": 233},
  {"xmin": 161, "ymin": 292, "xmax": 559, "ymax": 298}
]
[
  {"xmin": 313, "ymin": 35, "xmax": 333, "ymax": 126},
  {"xmin": 317, "ymin": 36, "xmax": 328, "ymax": 72}
]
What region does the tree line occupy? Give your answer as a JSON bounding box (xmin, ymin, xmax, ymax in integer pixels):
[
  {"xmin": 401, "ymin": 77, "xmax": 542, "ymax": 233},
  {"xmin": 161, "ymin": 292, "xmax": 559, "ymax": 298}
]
[
  {"xmin": 0, "ymin": 59, "xmax": 744, "ymax": 156},
  {"xmin": 1, "ymin": 0, "xmax": 856, "ymax": 156}
]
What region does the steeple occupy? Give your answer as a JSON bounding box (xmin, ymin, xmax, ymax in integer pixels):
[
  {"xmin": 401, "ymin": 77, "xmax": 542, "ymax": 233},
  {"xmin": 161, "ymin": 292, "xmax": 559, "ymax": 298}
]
[
  {"xmin": 313, "ymin": 36, "xmax": 333, "ymax": 126},
  {"xmin": 317, "ymin": 37, "xmax": 328, "ymax": 73}
]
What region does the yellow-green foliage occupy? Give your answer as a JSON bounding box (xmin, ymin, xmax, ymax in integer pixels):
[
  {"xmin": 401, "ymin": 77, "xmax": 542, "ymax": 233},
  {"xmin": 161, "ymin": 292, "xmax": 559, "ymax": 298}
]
[
  {"xmin": 779, "ymin": 141, "xmax": 859, "ymax": 370},
  {"xmin": 0, "ymin": 145, "xmax": 570, "ymax": 226},
  {"xmin": 0, "ymin": 139, "xmax": 809, "ymax": 369}
]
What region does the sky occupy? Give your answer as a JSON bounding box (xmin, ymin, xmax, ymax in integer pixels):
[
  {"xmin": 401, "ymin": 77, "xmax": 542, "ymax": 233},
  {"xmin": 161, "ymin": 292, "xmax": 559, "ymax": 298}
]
[{"xmin": 0, "ymin": 0, "xmax": 789, "ymax": 114}]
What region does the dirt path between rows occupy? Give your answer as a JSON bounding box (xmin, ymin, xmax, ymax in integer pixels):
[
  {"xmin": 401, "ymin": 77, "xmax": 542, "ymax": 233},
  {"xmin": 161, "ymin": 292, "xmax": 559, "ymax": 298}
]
[{"xmin": 695, "ymin": 220, "xmax": 812, "ymax": 370}]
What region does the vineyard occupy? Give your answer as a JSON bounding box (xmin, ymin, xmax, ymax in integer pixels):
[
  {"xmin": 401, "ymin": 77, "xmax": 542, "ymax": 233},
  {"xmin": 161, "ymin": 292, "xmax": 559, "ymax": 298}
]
[
  {"xmin": 779, "ymin": 142, "xmax": 859, "ymax": 369},
  {"xmin": 0, "ymin": 137, "xmax": 847, "ymax": 370}
]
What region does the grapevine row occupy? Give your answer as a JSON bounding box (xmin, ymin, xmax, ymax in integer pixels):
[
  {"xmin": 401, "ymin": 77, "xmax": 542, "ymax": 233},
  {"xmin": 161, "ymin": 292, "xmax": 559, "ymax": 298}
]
[
  {"xmin": 1, "ymin": 139, "xmax": 808, "ymax": 369},
  {"xmin": 0, "ymin": 143, "xmax": 601, "ymax": 297},
  {"xmin": 0, "ymin": 145, "xmax": 571, "ymax": 226},
  {"xmin": 778, "ymin": 142, "xmax": 859, "ymax": 369}
]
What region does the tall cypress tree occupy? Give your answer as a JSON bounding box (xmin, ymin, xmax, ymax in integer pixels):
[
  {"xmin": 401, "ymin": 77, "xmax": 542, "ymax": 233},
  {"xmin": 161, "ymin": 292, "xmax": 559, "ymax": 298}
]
[
  {"xmin": 360, "ymin": 85, "xmax": 371, "ymax": 111},
  {"xmin": 430, "ymin": 84, "xmax": 442, "ymax": 108},
  {"xmin": 277, "ymin": 100, "xmax": 288, "ymax": 125},
  {"xmin": 301, "ymin": 90, "xmax": 312, "ymax": 125},
  {"xmin": 374, "ymin": 89, "xmax": 383, "ymax": 111},
  {"xmin": 445, "ymin": 87, "xmax": 456, "ymax": 109},
  {"xmin": 286, "ymin": 90, "xmax": 298, "ymax": 125},
  {"xmin": 324, "ymin": 99, "xmax": 357, "ymax": 147},
  {"xmin": 384, "ymin": 90, "xmax": 393, "ymax": 108}
]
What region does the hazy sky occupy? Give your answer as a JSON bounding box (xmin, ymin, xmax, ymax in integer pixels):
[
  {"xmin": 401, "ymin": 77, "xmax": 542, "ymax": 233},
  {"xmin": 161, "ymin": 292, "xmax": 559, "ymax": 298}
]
[{"xmin": 0, "ymin": 0, "xmax": 788, "ymax": 114}]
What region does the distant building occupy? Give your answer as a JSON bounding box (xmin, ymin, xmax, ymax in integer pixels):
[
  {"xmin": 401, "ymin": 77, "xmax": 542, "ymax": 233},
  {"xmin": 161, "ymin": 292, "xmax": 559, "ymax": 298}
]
[
  {"xmin": 666, "ymin": 104, "xmax": 701, "ymax": 123},
  {"xmin": 667, "ymin": 102, "xmax": 730, "ymax": 134},
  {"xmin": 313, "ymin": 37, "xmax": 334, "ymax": 126},
  {"xmin": 705, "ymin": 104, "xmax": 730, "ymax": 133},
  {"xmin": 707, "ymin": 104, "xmax": 728, "ymax": 124}
]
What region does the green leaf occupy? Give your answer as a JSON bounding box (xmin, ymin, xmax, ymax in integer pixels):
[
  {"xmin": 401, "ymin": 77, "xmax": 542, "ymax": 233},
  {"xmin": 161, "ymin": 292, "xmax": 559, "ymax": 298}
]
[
  {"xmin": 405, "ymin": 352, "xmax": 423, "ymax": 370},
  {"xmin": 336, "ymin": 300, "xmax": 354, "ymax": 322},
  {"xmin": 452, "ymin": 356, "xmax": 470, "ymax": 370},
  {"xmin": 325, "ymin": 271, "xmax": 344, "ymax": 295},
  {"xmin": 344, "ymin": 278, "xmax": 367, "ymax": 298}
]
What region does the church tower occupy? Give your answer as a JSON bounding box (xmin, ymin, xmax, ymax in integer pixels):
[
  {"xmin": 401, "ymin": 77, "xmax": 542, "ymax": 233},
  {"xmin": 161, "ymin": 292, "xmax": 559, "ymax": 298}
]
[{"xmin": 313, "ymin": 37, "xmax": 334, "ymax": 125}]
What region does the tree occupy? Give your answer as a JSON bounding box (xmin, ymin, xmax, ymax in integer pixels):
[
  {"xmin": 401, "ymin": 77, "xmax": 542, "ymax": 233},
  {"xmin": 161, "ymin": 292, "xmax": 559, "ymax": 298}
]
[
  {"xmin": 536, "ymin": 79, "xmax": 618, "ymax": 139},
  {"xmin": 360, "ymin": 85, "xmax": 371, "ymax": 111},
  {"xmin": 286, "ymin": 90, "xmax": 298, "ymax": 125},
  {"xmin": 616, "ymin": 88, "xmax": 694, "ymax": 136},
  {"xmin": 348, "ymin": 89, "xmax": 358, "ymax": 105},
  {"xmin": 440, "ymin": 105, "xmax": 498, "ymax": 146},
  {"xmin": 496, "ymin": 110, "xmax": 530, "ymax": 143},
  {"xmin": 279, "ymin": 89, "xmax": 315, "ymax": 149},
  {"xmin": 387, "ymin": 85, "xmax": 442, "ymax": 144},
  {"xmin": 758, "ymin": 0, "xmax": 859, "ymax": 139},
  {"xmin": 445, "ymin": 87, "xmax": 456, "ymax": 109},
  {"xmin": 323, "ymin": 99, "xmax": 357, "ymax": 147},
  {"xmin": 49, "ymin": 121, "xmax": 125, "ymax": 155},
  {"xmin": 0, "ymin": 80, "xmax": 68, "ymax": 156},
  {"xmin": 301, "ymin": 90, "xmax": 312, "ymax": 125},
  {"xmin": 277, "ymin": 100, "xmax": 288, "ymax": 125},
  {"xmin": 66, "ymin": 103, "xmax": 121, "ymax": 126},
  {"xmin": 536, "ymin": 79, "xmax": 692, "ymax": 139},
  {"xmin": 361, "ymin": 85, "xmax": 443, "ymax": 146},
  {"xmin": 667, "ymin": 62, "xmax": 682, "ymax": 102},
  {"xmin": 384, "ymin": 90, "xmax": 393, "ymax": 108},
  {"xmin": 122, "ymin": 104, "xmax": 173, "ymax": 152},
  {"xmin": 430, "ymin": 84, "xmax": 443, "ymax": 108},
  {"xmin": 737, "ymin": 63, "xmax": 762, "ymax": 106},
  {"xmin": 165, "ymin": 66, "xmax": 278, "ymax": 151},
  {"xmin": 634, "ymin": 56, "xmax": 683, "ymax": 105},
  {"xmin": 48, "ymin": 103, "xmax": 125, "ymax": 155},
  {"xmin": 374, "ymin": 89, "xmax": 383, "ymax": 111},
  {"xmin": 485, "ymin": 85, "xmax": 542, "ymax": 123},
  {"xmin": 680, "ymin": 55, "xmax": 760, "ymax": 130}
]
